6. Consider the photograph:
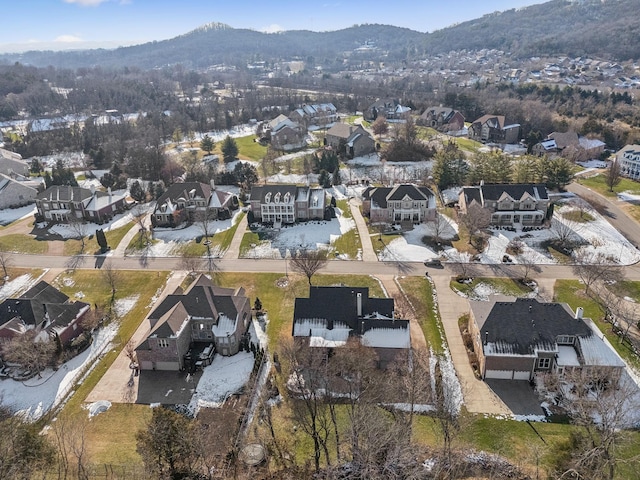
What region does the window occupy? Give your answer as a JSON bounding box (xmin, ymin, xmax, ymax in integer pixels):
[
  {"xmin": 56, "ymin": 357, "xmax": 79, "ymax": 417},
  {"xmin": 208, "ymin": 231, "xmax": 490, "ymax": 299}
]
[
  {"xmin": 537, "ymin": 357, "xmax": 551, "ymax": 369},
  {"xmin": 557, "ymin": 335, "xmax": 574, "ymax": 345},
  {"xmin": 157, "ymin": 339, "xmax": 169, "ymax": 348}
]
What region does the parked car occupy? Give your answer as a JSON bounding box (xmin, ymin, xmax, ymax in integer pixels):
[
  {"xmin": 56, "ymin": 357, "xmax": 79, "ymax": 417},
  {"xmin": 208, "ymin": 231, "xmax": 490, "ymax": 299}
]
[{"xmin": 424, "ymin": 258, "xmax": 443, "ymax": 268}]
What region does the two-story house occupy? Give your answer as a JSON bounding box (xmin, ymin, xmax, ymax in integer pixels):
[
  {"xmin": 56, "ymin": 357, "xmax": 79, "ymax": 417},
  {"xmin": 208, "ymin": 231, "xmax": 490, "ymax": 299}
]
[
  {"xmin": 364, "ymin": 99, "xmax": 411, "ymax": 122},
  {"xmin": 458, "ymin": 183, "xmax": 550, "ymax": 227},
  {"xmin": 265, "ymin": 115, "xmax": 307, "ymax": 151},
  {"xmin": 419, "ymin": 106, "xmax": 465, "ymax": 133},
  {"xmin": 616, "ymin": 144, "xmax": 640, "ymax": 180},
  {"xmin": 0, "ymin": 174, "xmax": 38, "ymax": 210},
  {"xmin": 362, "ymin": 184, "xmax": 436, "ymax": 225},
  {"xmin": 325, "ymin": 123, "xmax": 375, "ymax": 158},
  {"xmin": 288, "ymin": 103, "xmax": 337, "ymax": 130},
  {"xmin": 135, "ymin": 274, "xmax": 251, "ymax": 371},
  {"xmin": 249, "ymin": 184, "xmax": 325, "ymax": 225},
  {"xmin": 35, "ymin": 185, "xmax": 126, "ymax": 224},
  {"xmin": 0, "ymin": 148, "xmax": 29, "ymax": 178},
  {"xmin": 468, "ymin": 115, "xmax": 520, "ymax": 144},
  {"xmin": 468, "ymin": 297, "xmax": 624, "ymax": 383},
  {"xmin": 152, "ymin": 181, "xmax": 239, "ymax": 228}
]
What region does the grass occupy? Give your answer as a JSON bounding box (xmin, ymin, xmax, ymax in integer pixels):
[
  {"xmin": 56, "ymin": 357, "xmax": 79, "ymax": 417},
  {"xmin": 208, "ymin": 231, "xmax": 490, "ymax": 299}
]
[
  {"xmin": 1, "ymin": 267, "xmax": 44, "ymax": 287},
  {"xmin": 63, "ymin": 223, "xmax": 134, "ymax": 255},
  {"xmin": 0, "ymin": 234, "xmax": 48, "ymax": 254},
  {"xmin": 579, "ymin": 174, "xmax": 640, "ymax": 198},
  {"xmin": 233, "ymin": 135, "xmax": 268, "ymax": 161},
  {"xmin": 451, "ymin": 277, "xmax": 534, "ymax": 298},
  {"xmin": 561, "ymin": 210, "xmax": 595, "ymax": 223},
  {"xmin": 174, "ymin": 212, "xmax": 246, "ymax": 257},
  {"xmin": 554, "ymin": 279, "xmax": 640, "ymax": 370},
  {"xmin": 239, "ymin": 231, "xmax": 268, "ymax": 257},
  {"xmin": 331, "ymin": 227, "xmax": 360, "ymax": 259},
  {"xmin": 452, "ymin": 136, "xmax": 483, "ymax": 154},
  {"xmin": 397, "ymin": 276, "xmax": 445, "ymax": 353}
]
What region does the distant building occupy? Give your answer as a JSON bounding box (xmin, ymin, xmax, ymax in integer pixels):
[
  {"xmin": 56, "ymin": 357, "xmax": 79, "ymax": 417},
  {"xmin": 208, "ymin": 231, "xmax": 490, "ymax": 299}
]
[
  {"xmin": 0, "ymin": 174, "xmax": 38, "ymax": 210},
  {"xmin": 35, "ymin": 185, "xmax": 127, "ymax": 224},
  {"xmin": 288, "ymin": 103, "xmax": 337, "ymax": 129},
  {"xmin": 362, "ymin": 184, "xmax": 436, "ymax": 224},
  {"xmin": 468, "ymin": 115, "xmax": 520, "ymax": 144},
  {"xmin": 325, "ymin": 123, "xmax": 375, "ymax": 158},
  {"xmin": 532, "ymin": 131, "xmax": 605, "ymax": 161},
  {"xmin": 0, "ymin": 148, "xmax": 29, "ymax": 178},
  {"xmin": 419, "ymin": 106, "xmax": 465, "ymax": 133},
  {"xmin": 249, "ymin": 184, "xmax": 325, "ymax": 225},
  {"xmin": 292, "ymin": 286, "xmax": 410, "ymax": 368},
  {"xmin": 617, "ymin": 144, "xmax": 640, "ymax": 180},
  {"xmin": 364, "ymin": 98, "xmax": 411, "ymax": 122}
]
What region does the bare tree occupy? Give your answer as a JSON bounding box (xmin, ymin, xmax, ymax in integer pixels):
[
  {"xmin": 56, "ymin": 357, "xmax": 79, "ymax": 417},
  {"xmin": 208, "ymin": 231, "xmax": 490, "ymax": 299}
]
[
  {"xmin": 132, "ymin": 204, "xmax": 150, "ymax": 246},
  {"xmin": 605, "ymin": 159, "xmax": 622, "ymax": 193},
  {"xmin": 458, "ymin": 204, "xmax": 491, "ymax": 249},
  {"xmin": 289, "ymin": 248, "xmax": 328, "ymax": 286},
  {"xmin": 550, "ymin": 218, "xmax": 582, "ymax": 251},
  {"xmin": 101, "ymin": 261, "xmax": 121, "ymax": 307},
  {"xmin": 428, "ymin": 212, "xmax": 449, "ymax": 247},
  {"xmin": 68, "ymin": 216, "xmax": 89, "ymax": 253},
  {"xmin": 447, "ymin": 250, "xmax": 476, "ymax": 279},
  {"xmin": 2, "ymin": 331, "xmax": 56, "ymax": 377},
  {"xmin": 517, "ymin": 250, "xmax": 541, "ymax": 283},
  {"xmin": 51, "ymin": 414, "xmax": 91, "ymax": 480},
  {"xmin": 572, "ymin": 248, "xmax": 622, "ymax": 295},
  {"xmin": 0, "ymin": 250, "xmax": 11, "ymax": 281},
  {"xmin": 180, "ymin": 251, "xmax": 204, "ymax": 275}
]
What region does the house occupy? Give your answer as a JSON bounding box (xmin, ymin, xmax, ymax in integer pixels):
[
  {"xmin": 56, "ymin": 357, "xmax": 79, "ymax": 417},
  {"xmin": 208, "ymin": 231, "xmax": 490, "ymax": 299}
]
[
  {"xmin": 0, "ymin": 281, "xmax": 90, "ymax": 346},
  {"xmin": 135, "ymin": 274, "xmax": 251, "ymax": 371},
  {"xmin": 617, "ymin": 144, "xmax": 640, "ymax": 180},
  {"xmin": 288, "ymin": 103, "xmax": 337, "ymax": 129},
  {"xmin": 35, "ymin": 185, "xmax": 127, "ymax": 224},
  {"xmin": 152, "ymin": 181, "xmax": 239, "ymax": 228},
  {"xmin": 458, "ymin": 183, "xmax": 550, "ymax": 227},
  {"xmin": 0, "ymin": 174, "xmax": 38, "ymax": 210},
  {"xmin": 419, "ymin": 107, "xmax": 465, "ymax": 133},
  {"xmin": 362, "ymin": 184, "xmax": 436, "ymax": 225},
  {"xmin": 532, "ymin": 131, "xmax": 605, "ymax": 161},
  {"xmin": 268, "ymin": 116, "xmax": 307, "ymax": 151},
  {"xmin": 0, "ymin": 148, "xmax": 29, "ymax": 178},
  {"xmin": 249, "ymin": 184, "xmax": 325, "ymax": 225},
  {"xmin": 468, "ymin": 297, "xmax": 625, "ymax": 382},
  {"xmin": 364, "ymin": 98, "xmax": 411, "ymax": 122},
  {"xmin": 468, "ymin": 115, "xmax": 520, "ymax": 144},
  {"xmin": 325, "ymin": 124, "xmax": 375, "ymax": 158},
  {"xmin": 292, "ymin": 286, "xmax": 410, "ymax": 368}
]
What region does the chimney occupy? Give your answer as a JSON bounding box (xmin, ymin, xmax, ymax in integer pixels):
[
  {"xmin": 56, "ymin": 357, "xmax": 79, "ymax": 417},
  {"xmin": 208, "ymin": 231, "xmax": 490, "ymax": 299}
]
[
  {"xmin": 356, "ymin": 292, "xmax": 362, "ymax": 317},
  {"xmin": 484, "ymin": 331, "xmax": 488, "ymax": 346},
  {"xmin": 575, "ymin": 307, "xmax": 584, "ymax": 320},
  {"xmin": 529, "ymin": 305, "xmax": 532, "ymax": 313},
  {"xmin": 210, "ymin": 178, "xmax": 216, "ymax": 190}
]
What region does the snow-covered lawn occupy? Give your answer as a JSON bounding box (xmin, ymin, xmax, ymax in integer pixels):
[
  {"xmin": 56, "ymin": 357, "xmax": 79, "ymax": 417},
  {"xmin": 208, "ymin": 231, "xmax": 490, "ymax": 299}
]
[
  {"xmin": 244, "ymin": 208, "xmax": 356, "ymax": 259},
  {"xmin": 345, "ymin": 153, "xmax": 432, "ymax": 184},
  {"xmin": 0, "ymin": 204, "xmax": 36, "ymax": 226},
  {"xmin": 47, "ymin": 203, "xmax": 134, "ymax": 240},
  {"xmin": 379, "ymin": 216, "xmax": 457, "ymax": 262}
]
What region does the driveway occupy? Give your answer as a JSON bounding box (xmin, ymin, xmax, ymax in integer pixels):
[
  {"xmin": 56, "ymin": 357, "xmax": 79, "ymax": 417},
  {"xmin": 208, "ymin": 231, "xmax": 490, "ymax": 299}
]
[{"xmin": 485, "ymin": 380, "xmax": 545, "ymax": 416}]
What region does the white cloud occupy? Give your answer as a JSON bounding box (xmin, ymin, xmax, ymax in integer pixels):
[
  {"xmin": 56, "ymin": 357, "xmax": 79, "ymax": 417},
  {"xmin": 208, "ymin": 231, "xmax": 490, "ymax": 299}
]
[
  {"xmin": 54, "ymin": 35, "xmax": 84, "ymax": 43},
  {"xmin": 63, "ymin": 0, "xmax": 109, "ymax": 6},
  {"xmin": 260, "ymin": 24, "xmax": 284, "ymax": 34}
]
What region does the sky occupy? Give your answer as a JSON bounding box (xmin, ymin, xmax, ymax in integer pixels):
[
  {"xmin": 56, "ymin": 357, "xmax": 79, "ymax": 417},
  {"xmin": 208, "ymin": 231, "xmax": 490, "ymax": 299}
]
[{"xmin": 0, "ymin": 0, "xmax": 548, "ymax": 53}]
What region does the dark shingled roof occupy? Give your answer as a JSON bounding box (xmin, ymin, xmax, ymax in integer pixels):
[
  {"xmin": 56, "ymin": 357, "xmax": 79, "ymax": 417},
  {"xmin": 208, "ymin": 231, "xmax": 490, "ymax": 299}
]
[
  {"xmin": 363, "ymin": 184, "xmax": 434, "ymax": 209},
  {"xmin": 36, "ymin": 185, "xmax": 95, "ymax": 202},
  {"xmin": 250, "ymin": 184, "xmax": 298, "ymax": 203},
  {"xmin": 476, "ymin": 298, "xmax": 593, "ymax": 356},
  {"xmin": 293, "ymin": 286, "xmax": 394, "ymax": 333},
  {"xmin": 156, "ymin": 181, "xmax": 212, "ymax": 206},
  {"xmin": 479, "ymin": 183, "xmax": 549, "ymax": 202}
]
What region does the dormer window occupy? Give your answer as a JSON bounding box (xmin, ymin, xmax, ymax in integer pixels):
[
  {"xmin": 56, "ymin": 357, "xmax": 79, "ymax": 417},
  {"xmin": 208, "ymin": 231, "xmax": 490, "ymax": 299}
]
[
  {"xmin": 265, "ymin": 192, "xmax": 271, "ymax": 203},
  {"xmin": 274, "ymin": 192, "xmax": 281, "ymax": 203},
  {"xmin": 283, "ymin": 192, "xmax": 291, "ymax": 203}
]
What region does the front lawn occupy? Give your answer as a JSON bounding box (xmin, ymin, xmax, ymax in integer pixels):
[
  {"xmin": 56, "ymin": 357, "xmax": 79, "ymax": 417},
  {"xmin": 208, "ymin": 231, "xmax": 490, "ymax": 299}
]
[
  {"xmin": 451, "ymin": 277, "xmax": 534, "ymax": 298},
  {"xmin": 0, "ymin": 234, "xmax": 48, "ymax": 254},
  {"xmin": 397, "ymin": 276, "xmax": 444, "ymax": 353},
  {"xmin": 233, "ymin": 135, "xmax": 268, "ymax": 161},
  {"xmin": 63, "ymin": 223, "xmax": 134, "ymax": 255}
]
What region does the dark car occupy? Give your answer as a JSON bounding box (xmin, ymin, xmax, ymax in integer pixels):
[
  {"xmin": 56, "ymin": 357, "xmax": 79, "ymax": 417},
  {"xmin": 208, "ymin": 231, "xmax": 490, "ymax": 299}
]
[{"xmin": 424, "ymin": 258, "xmax": 443, "ymax": 268}]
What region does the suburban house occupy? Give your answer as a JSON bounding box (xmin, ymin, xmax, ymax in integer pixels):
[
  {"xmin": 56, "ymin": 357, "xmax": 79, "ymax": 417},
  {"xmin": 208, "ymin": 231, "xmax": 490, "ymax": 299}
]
[
  {"xmin": 292, "ymin": 286, "xmax": 410, "ymax": 368},
  {"xmin": 0, "ymin": 148, "xmax": 29, "ymax": 178},
  {"xmin": 249, "ymin": 184, "xmax": 325, "ymax": 225},
  {"xmin": 0, "ymin": 281, "xmax": 90, "ymax": 347},
  {"xmin": 325, "ymin": 123, "xmax": 376, "ymax": 158},
  {"xmin": 617, "ymin": 144, "xmax": 640, "ymax": 180},
  {"xmin": 288, "ymin": 103, "xmax": 337, "ymax": 129},
  {"xmin": 264, "ymin": 115, "xmax": 307, "ymax": 151},
  {"xmin": 362, "ymin": 184, "xmax": 437, "ymax": 225},
  {"xmin": 468, "ymin": 297, "xmax": 625, "ymax": 382},
  {"xmin": 0, "ymin": 173, "xmax": 38, "ymax": 210},
  {"xmin": 35, "ymin": 185, "xmax": 127, "ymax": 224},
  {"xmin": 458, "ymin": 183, "xmax": 551, "ymax": 227},
  {"xmin": 136, "ymin": 274, "xmax": 251, "ymax": 371},
  {"xmin": 419, "ymin": 106, "xmax": 465, "ymax": 133},
  {"xmin": 532, "ymin": 131, "xmax": 605, "ymax": 161},
  {"xmin": 468, "ymin": 115, "xmax": 520, "ymax": 144},
  {"xmin": 151, "ymin": 181, "xmax": 239, "ymax": 228},
  {"xmin": 364, "ymin": 98, "xmax": 411, "ymax": 122}
]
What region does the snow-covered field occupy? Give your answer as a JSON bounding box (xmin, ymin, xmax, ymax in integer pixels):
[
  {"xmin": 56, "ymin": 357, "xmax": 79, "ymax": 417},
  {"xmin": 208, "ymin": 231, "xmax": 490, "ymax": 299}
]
[
  {"xmin": 345, "ymin": 153, "xmax": 432, "ymax": 185},
  {"xmin": 379, "ymin": 216, "xmax": 458, "ymax": 262},
  {"xmin": 0, "ymin": 205, "xmax": 36, "ymax": 226}
]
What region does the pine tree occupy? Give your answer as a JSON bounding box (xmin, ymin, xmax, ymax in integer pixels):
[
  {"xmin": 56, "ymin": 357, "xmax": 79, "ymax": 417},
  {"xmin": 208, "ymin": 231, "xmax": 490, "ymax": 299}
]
[{"xmin": 221, "ymin": 135, "xmax": 239, "ymax": 163}]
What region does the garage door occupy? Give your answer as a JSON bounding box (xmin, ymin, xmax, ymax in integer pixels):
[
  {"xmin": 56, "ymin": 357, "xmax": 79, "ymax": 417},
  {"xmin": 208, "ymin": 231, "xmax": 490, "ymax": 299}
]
[
  {"xmin": 139, "ymin": 360, "xmax": 153, "ymax": 370},
  {"xmin": 485, "ymin": 369, "xmax": 530, "ymax": 380},
  {"xmin": 155, "ymin": 361, "xmax": 180, "ymax": 371}
]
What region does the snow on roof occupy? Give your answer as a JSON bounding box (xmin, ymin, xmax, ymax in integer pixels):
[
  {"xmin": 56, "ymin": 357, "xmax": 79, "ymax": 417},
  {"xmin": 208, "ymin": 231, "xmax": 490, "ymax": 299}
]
[
  {"xmin": 361, "ymin": 327, "xmax": 410, "ymax": 349},
  {"xmin": 556, "ymin": 345, "xmax": 580, "ymax": 367},
  {"xmin": 293, "ymin": 319, "xmax": 351, "ymax": 342},
  {"xmin": 309, "ymin": 337, "xmax": 348, "ymax": 348},
  {"xmin": 577, "ymin": 334, "xmax": 625, "ymax": 368},
  {"xmin": 211, "ymin": 313, "xmax": 237, "ymax": 337}
]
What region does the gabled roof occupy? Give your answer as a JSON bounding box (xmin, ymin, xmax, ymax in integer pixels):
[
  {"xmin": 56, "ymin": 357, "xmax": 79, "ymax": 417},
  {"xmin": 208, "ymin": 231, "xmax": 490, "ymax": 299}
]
[
  {"xmin": 363, "ymin": 184, "xmax": 434, "ymax": 209},
  {"xmin": 471, "ymin": 297, "xmax": 592, "ymax": 356},
  {"xmin": 326, "ymin": 123, "xmax": 359, "ymax": 140},
  {"xmin": 250, "ymin": 184, "xmax": 298, "ymax": 203},
  {"xmin": 463, "ymin": 184, "xmax": 548, "ymax": 205},
  {"xmin": 36, "ymin": 186, "xmax": 94, "ymax": 203},
  {"xmin": 472, "ymin": 114, "xmax": 506, "ymax": 129},
  {"xmin": 156, "ymin": 182, "xmax": 211, "ymax": 206},
  {"xmin": 549, "ymin": 131, "xmax": 579, "ymax": 149}
]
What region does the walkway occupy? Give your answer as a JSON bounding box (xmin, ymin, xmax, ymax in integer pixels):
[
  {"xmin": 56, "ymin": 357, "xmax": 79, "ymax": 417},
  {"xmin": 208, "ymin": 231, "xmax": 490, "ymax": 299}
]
[
  {"xmin": 431, "ymin": 273, "xmax": 510, "ymax": 415},
  {"xmin": 223, "ymin": 213, "xmax": 248, "ymax": 260},
  {"xmin": 113, "ymin": 217, "xmax": 148, "ymax": 257},
  {"xmin": 85, "ymin": 270, "xmax": 187, "ymax": 403},
  {"xmin": 348, "ymin": 198, "xmax": 378, "ymax": 262}
]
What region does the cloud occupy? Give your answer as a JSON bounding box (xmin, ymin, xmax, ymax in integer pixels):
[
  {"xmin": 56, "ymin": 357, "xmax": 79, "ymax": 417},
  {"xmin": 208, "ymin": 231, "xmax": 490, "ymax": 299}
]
[
  {"xmin": 63, "ymin": 0, "xmax": 110, "ymax": 6},
  {"xmin": 260, "ymin": 24, "xmax": 284, "ymax": 34},
  {"xmin": 54, "ymin": 35, "xmax": 84, "ymax": 43}
]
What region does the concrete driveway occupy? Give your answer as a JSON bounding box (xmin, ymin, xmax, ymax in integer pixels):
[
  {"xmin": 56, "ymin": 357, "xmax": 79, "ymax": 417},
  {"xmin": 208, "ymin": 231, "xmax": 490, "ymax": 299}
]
[{"xmin": 485, "ymin": 379, "xmax": 546, "ymax": 416}]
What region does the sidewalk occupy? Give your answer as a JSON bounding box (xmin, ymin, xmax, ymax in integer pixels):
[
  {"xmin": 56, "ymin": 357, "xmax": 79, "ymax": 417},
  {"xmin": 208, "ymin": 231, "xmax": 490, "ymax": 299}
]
[
  {"xmin": 348, "ymin": 198, "xmax": 378, "ymax": 262},
  {"xmin": 223, "ymin": 213, "xmax": 248, "ymax": 260},
  {"xmin": 431, "ymin": 273, "xmax": 510, "ymax": 415},
  {"xmin": 112, "ymin": 216, "xmax": 148, "ymax": 257},
  {"xmin": 85, "ymin": 270, "xmax": 187, "ymax": 403}
]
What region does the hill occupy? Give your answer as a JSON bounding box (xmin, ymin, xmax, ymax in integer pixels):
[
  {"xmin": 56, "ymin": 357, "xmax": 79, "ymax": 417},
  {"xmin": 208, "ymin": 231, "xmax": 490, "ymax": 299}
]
[{"xmin": 1, "ymin": 0, "xmax": 639, "ymax": 69}]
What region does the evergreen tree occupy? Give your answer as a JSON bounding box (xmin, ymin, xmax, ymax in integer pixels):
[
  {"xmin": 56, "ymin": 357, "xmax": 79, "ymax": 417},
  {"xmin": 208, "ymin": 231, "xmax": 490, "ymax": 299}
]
[
  {"xmin": 318, "ymin": 169, "xmax": 331, "ymax": 188},
  {"xmin": 200, "ymin": 134, "xmax": 214, "ymax": 154},
  {"xmin": 130, "ymin": 180, "xmax": 146, "ymax": 202},
  {"xmin": 221, "ymin": 135, "xmax": 239, "ymax": 163}
]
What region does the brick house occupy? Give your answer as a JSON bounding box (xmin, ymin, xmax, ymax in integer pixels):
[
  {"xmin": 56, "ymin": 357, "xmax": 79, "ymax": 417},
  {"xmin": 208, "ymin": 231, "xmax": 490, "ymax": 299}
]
[
  {"xmin": 0, "ymin": 281, "xmax": 90, "ymax": 347},
  {"xmin": 419, "ymin": 106, "xmax": 465, "ymax": 133},
  {"xmin": 136, "ymin": 274, "xmax": 251, "ymax": 371},
  {"xmin": 364, "ymin": 99, "xmax": 411, "ymax": 122},
  {"xmin": 289, "ymin": 103, "xmax": 337, "ymax": 129},
  {"xmin": 468, "ymin": 115, "xmax": 520, "ymax": 144},
  {"xmin": 469, "ymin": 297, "xmax": 625, "ymax": 382},
  {"xmin": 362, "ymin": 184, "xmax": 436, "ymax": 225},
  {"xmin": 249, "ymin": 184, "xmax": 325, "ymax": 224},
  {"xmin": 458, "ymin": 183, "xmax": 550, "ymax": 227},
  {"xmin": 35, "ymin": 185, "xmax": 127, "ymax": 224},
  {"xmin": 265, "ymin": 115, "xmax": 307, "ymax": 151},
  {"xmin": 325, "ymin": 124, "xmax": 375, "ymax": 158}
]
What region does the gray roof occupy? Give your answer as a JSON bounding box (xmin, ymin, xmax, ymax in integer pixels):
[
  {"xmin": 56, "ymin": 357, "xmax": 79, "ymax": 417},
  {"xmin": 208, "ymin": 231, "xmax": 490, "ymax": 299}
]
[
  {"xmin": 250, "ymin": 184, "xmax": 298, "ymax": 203},
  {"xmin": 37, "ymin": 185, "xmax": 94, "ymax": 202},
  {"xmin": 363, "ymin": 184, "xmax": 434, "ymax": 209}
]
